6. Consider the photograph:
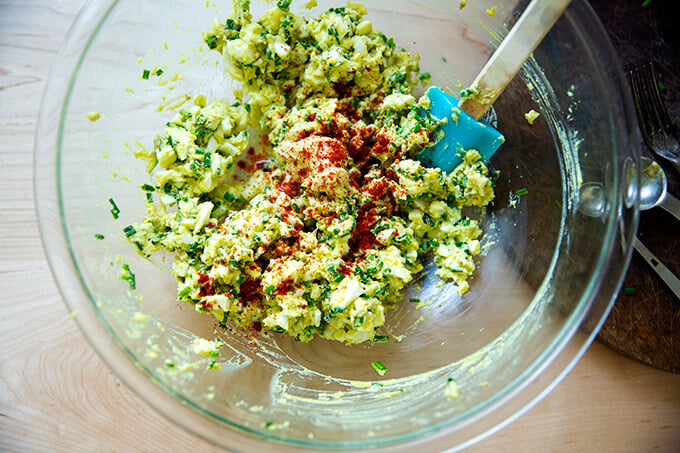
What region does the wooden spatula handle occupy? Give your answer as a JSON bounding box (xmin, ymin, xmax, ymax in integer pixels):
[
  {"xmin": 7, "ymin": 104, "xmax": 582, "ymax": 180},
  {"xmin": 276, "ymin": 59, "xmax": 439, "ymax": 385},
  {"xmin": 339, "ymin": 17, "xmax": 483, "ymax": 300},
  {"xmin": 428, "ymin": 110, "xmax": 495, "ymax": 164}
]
[{"xmin": 459, "ymin": 0, "xmax": 572, "ymax": 120}]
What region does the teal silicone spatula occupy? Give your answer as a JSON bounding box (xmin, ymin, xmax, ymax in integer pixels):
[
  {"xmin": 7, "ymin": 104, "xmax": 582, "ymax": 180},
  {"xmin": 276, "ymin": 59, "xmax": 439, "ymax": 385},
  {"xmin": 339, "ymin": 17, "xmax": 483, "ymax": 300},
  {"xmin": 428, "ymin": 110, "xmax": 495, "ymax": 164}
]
[{"xmin": 418, "ymin": 0, "xmax": 572, "ymax": 172}]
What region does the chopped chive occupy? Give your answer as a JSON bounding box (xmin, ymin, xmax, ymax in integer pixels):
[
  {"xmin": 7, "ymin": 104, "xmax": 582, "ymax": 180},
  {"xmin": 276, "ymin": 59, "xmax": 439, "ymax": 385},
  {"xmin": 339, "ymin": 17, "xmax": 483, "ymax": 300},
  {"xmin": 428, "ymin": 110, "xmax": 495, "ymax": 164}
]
[
  {"xmin": 146, "ymin": 192, "xmax": 153, "ymax": 203},
  {"xmin": 178, "ymin": 287, "xmax": 191, "ymax": 298},
  {"xmin": 121, "ymin": 263, "xmax": 136, "ymax": 290},
  {"xmin": 277, "ymin": 0, "xmax": 292, "ymax": 11},
  {"xmin": 186, "ymin": 240, "xmax": 201, "ymax": 256},
  {"xmin": 332, "ymin": 273, "xmax": 345, "ymax": 283},
  {"xmin": 142, "ymin": 69, "xmax": 150, "ymax": 80},
  {"xmin": 623, "ymin": 287, "xmax": 635, "ymax": 295},
  {"xmin": 394, "ymin": 234, "xmax": 412, "ymax": 245},
  {"xmin": 108, "ymin": 198, "xmax": 120, "ymax": 219},
  {"xmin": 372, "ymin": 335, "xmax": 389, "ymax": 343},
  {"xmin": 264, "ymin": 285, "xmax": 275, "ymax": 295},
  {"xmin": 372, "ymin": 361, "xmax": 387, "ymax": 375},
  {"xmin": 146, "ymin": 157, "xmax": 158, "ymax": 174},
  {"xmin": 517, "ymin": 188, "xmax": 529, "ymax": 196},
  {"xmin": 418, "ymin": 72, "xmax": 431, "ymax": 80},
  {"xmin": 155, "ymin": 68, "xmax": 164, "ymax": 76},
  {"xmin": 204, "ymin": 35, "xmax": 218, "ymax": 49},
  {"xmin": 409, "ymin": 298, "xmax": 420, "ymax": 302},
  {"xmin": 555, "ymin": 199, "xmax": 562, "ymax": 209},
  {"xmin": 641, "ymin": 0, "xmax": 653, "ymax": 7},
  {"xmin": 94, "ymin": 233, "xmax": 105, "ymax": 240},
  {"xmin": 123, "ymin": 225, "xmax": 136, "ymax": 237},
  {"xmin": 141, "ymin": 183, "xmax": 155, "ymax": 191},
  {"xmin": 224, "ymin": 192, "xmax": 236, "ymax": 202},
  {"xmin": 195, "ymin": 128, "xmax": 213, "ymax": 136}
]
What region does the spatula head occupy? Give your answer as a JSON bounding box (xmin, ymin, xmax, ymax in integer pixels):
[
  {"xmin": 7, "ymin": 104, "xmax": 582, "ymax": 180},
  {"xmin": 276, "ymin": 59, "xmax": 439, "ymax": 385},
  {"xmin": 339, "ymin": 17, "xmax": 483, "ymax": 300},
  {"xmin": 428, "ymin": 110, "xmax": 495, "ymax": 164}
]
[{"xmin": 418, "ymin": 86, "xmax": 505, "ymax": 172}]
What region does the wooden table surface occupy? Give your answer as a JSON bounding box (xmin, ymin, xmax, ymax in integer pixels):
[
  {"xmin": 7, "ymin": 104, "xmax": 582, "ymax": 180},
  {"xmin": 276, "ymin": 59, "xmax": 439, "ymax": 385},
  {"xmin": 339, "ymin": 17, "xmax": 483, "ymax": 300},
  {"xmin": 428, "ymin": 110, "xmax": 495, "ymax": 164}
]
[{"xmin": 1, "ymin": 1, "xmax": 679, "ymax": 451}]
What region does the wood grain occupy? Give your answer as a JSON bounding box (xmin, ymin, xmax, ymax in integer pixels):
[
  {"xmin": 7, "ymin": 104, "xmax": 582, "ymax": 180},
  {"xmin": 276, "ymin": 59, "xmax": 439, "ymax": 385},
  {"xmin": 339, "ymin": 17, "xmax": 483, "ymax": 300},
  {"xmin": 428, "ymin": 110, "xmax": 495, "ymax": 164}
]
[
  {"xmin": 590, "ymin": 0, "xmax": 680, "ymax": 374},
  {"xmin": 1, "ymin": 1, "xmax": 679, "ymax": 452}
]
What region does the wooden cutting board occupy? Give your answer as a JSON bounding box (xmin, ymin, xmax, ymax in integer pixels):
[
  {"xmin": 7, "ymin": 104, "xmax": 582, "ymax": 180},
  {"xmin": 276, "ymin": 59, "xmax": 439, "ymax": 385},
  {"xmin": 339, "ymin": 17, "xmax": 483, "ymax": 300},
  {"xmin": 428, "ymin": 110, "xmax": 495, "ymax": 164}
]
[
  {"xmin": 598, "ymin": 178, "xmax": 680, "ymax": 374},
  {"xmin": 589, "ymin": 0, "xmax": 680, "ymax": 374}
]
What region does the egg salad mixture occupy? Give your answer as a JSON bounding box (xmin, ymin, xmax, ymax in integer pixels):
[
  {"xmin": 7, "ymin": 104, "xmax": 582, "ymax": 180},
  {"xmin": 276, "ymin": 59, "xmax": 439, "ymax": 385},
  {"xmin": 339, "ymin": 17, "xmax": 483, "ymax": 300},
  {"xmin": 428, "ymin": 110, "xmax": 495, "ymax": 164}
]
[{"xmin": 127, "ymin": 1, "xmax": 495, "ymax": 344}]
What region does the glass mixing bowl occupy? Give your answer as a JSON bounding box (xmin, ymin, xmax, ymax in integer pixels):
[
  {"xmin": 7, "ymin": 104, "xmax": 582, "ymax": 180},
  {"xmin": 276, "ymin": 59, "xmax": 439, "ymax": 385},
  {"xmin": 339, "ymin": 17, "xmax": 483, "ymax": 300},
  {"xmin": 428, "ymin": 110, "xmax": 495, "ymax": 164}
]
[{"xmin": 35, "ymin": 0, "xmax": 640, "ymax": 450}]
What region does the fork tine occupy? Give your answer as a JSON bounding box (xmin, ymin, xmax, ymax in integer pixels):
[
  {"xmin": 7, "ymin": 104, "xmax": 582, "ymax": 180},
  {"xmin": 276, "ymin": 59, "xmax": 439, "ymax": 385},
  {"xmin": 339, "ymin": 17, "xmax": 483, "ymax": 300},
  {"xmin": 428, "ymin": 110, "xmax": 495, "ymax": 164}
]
[
  {"xmin": 630, "ymin": 66, "xmax": 653, "ymax": 145},
  {"xmin": 646, "ymin": 63, "xmax": 673, "ymax": 131},
  {"xmin": 631, "ymin": 63, "xmax": 680, "ymax": 174},
  {"xmin": 641, "ymin": 63, "xmax": 665, "ymax": 134}
]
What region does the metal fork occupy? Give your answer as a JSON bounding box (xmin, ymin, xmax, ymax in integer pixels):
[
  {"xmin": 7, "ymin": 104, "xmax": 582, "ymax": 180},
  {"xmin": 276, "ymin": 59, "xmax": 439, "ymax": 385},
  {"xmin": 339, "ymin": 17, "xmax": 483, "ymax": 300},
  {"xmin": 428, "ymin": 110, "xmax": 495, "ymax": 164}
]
[{"xmin": 630, "ymin": 63, "xmax": 680, "ymax": 174}]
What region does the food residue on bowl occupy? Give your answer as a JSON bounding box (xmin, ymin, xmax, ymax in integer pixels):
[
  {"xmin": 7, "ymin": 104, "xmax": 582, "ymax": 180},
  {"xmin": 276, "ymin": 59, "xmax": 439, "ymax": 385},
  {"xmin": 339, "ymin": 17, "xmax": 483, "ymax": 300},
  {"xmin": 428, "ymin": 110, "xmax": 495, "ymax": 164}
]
[
  {"xmin": 124, "ymin": 1, "xmax": 496, "ymax": 344},
  {"xmin": 445, "ymin": 378, "xmax": 460, "ymax": 399},
  {"xmin": 524, "ymin": 109, "xmax": 540, "ymax": 125}
]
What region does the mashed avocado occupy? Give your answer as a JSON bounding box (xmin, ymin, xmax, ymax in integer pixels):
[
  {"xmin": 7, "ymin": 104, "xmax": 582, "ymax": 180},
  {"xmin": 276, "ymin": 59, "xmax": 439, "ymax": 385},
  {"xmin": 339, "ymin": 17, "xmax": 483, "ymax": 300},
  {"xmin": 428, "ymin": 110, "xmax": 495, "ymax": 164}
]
[{"xmin": 127, "ymin": 1, "xmax": 495, "ymax": 344}]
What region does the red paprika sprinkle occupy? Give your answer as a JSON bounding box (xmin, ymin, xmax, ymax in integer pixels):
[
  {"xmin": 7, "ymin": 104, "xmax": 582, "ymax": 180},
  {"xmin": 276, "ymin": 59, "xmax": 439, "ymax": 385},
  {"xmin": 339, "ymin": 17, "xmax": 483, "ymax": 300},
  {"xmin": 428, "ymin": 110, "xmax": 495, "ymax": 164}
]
[
  {"xmin": 339, "ymin": 262, "xmax": 352, "ymax": 276},
  {"xmin": 275, "ymin": 279, "xmax": 295, "ymax": 296},
  {"xmin": 371, "ymin": 134, "xmax": 391, "ymax": 156},
  {"xmin": 349, "ymin": 203, "xmax": 378, "ymax": 252},
  {"xmin": 364, "ymin": 177, "xmax": 390, "ymax": 198},
  {"xmin": 312, "ymin": 136, "xmax": 348, "ymax": 166},
  {"xmin": 278, "ymin": 181, "xmax": 301, "ymax": 197},
  {"xmin": 197, "ymin": 272, "xmax": 215, "ymax": 297},
  {"xmin": 238, "ymin": 277, "xmax": 262, "ymax": 306}
]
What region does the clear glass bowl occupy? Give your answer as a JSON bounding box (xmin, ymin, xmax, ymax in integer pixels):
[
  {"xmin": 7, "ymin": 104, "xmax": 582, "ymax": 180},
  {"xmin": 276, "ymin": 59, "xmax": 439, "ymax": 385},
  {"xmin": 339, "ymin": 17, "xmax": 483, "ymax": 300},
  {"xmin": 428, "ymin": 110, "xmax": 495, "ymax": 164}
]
[{"xmin": 35, "ymin": 0, "xmax": 640, "ymax": 450}]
